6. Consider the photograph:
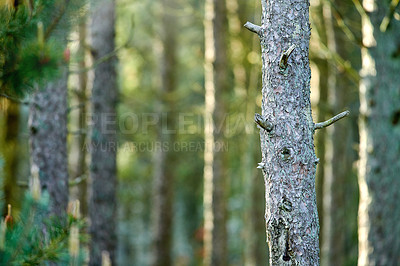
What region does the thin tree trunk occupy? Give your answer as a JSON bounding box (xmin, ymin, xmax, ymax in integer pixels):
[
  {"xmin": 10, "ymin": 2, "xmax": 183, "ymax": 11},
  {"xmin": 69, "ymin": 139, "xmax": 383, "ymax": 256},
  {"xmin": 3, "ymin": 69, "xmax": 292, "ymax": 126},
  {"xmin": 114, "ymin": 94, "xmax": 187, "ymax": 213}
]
[
  {"xmin": 310, "ymin": 0, "xmax": 329, "ymax": 247},
  {"xmin": 242, "ymin": 36, "xmax": 266, "ymax": 266},
  {"xmin": 151, "ymin": 0, "xmax": 177, "ymax": 264},
  {"xmin": 358, "ymin": 1, "xmax": 400, "ymax": 265},
  {"xmin": 29, "ymin": 69, "xmax": 69, "ymax": 219},
  {"xmin": 203, "ymin": 0, "xmax": 228, "ymax": 264},
  {"xmin": 70, "ymin": 20, "xmax": 89, "ymax": 217},
  {"xmin": 89, "ymin": 0, "xmax": 118, "ymax": 264},
  {"xmin": 3, "ymin": 101, "xmax": 20, "ymax": 213},
  {"xmin": 322, "ymin": 1, "xmax": 360, "ymax": 265},
  {"xmin": 246, "ymin": 0, "xmax": 326, "ymax": 264},
  {"xmin": 320, "ymin": 3, "xmax": 340, "ymax": 265}
]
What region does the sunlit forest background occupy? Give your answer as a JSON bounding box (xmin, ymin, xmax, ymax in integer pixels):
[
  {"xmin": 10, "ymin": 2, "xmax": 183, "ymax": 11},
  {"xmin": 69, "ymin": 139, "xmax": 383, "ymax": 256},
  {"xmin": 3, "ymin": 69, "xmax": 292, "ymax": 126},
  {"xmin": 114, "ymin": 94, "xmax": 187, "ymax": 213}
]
[{"xmin": 0, "ymin": 0, "xmax": 399, "ymax": 265}]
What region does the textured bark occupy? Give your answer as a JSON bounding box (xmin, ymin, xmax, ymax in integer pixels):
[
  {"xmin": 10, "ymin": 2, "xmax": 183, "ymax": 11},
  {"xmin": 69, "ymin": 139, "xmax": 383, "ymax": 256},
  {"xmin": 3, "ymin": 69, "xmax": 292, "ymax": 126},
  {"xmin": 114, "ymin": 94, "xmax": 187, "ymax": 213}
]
[
  {"xmin": 253, "ymin": 0, "xmax": 320, "ymax": 264},
  {"xmin": 89, "ymin": 0, "xmax": 118, "ymax": 264},
  {"xmin": 358, "ymin": 1, "xmax": 400, "ymax": 265},
  {"xmin": 29, "ymin": 69, "xmax": 69, "ymax": 219},
  {"xmin": 151, "ymin": 0, "xmax": 177, "ymax": 264},
  {"xmin": 321, "ymin": 1, "xmax": 360, "ymax": 265},
  {"xmin": 203, "ymin": 0, "xmax": 228, "ymax": 264}
]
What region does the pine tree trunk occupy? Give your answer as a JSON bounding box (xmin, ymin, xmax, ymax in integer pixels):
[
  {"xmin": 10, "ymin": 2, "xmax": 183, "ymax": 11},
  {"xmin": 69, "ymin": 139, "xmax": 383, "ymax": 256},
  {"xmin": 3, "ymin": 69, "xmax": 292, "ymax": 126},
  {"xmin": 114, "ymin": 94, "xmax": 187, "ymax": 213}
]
[
  {"xmin": 3, "ymin": 101, "xmax": 20, "ymax": 213},
  {"xmin": 75, "ymin": 20, "xmax": 89, "ymax": 216},
  {"xmin": 89, "ymin": 0, "xmax": 118, "ymax": 264},
  {"xmin": 203, "ymin": 0, "xmax": 228, "ymax": 264},
  {"xmin": 358, "ymin": 1, "xmax": 400, "ymax": 265},
  {"xmin": 242, "ymin": 37, "xmax": 267, "ymax": 266},
  {"xmin": 29, "ymin": 69, "xmax": 69, "ymax": 219},
  {"xmin": 309, "ymin": 0, "xmax": 329, "ymax": 246},
  {"xmin": 70, "ymin": 20, "xmax": 89, "ymax": 217},
  {"xmin": 248, "ymin": 0, "xmax": 320, "ymax": 264},
  {"xmin": 151, "ymin": 0, "xmax": 177, "ymax": 264},
  {"xmin": 321, "ymin": 2, "xmax": 360, "ymax": 265}
]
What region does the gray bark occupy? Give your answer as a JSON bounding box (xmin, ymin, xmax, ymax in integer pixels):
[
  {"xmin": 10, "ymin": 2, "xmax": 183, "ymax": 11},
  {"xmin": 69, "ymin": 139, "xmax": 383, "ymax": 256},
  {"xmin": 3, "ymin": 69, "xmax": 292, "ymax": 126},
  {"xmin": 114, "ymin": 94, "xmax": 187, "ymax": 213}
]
[
  {"xmin": 250, "ymin": 0, "xmax": 320, "ymax": 264},
  {"xmin": 203, "ymin": 0, "xmax": 228, "ymax": 264},
  {"xmin": 29, "ymin": 69, "xmax": 69, "ymax": 219},
  {"xmin": 151, "ymin": 0, "xmax": 177, "ymax": 264},
  {"xmin": 358, "ymin": 1, "xmax": 400, "ymax": 265},
  {"xmin": 88, "ymin": 0, "xmax": 118, "ymax": 264}
]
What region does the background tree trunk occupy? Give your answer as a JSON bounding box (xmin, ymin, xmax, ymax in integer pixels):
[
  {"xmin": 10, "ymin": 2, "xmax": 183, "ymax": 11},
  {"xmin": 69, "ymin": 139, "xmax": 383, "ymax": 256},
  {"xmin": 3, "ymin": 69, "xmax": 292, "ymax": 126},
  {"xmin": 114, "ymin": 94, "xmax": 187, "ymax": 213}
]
[
  {"xmin": 358, "ymin": 1, "xmax": 400, "ymax": 265},
  {"xmin": 89, "ymin": 0, "xmax": 118, "ymax": 264},
  {"xmin": 151, "ymin": 0, "xmax": 177, "ymax": 264},
  {"xmin": 29, "ymin": 69, "xmax": 69, "ymax": 219},
  {"xmin": 75, "ymin": 20, "xmax": 89, "ymax": 217},
  {"xmin": 203, "ymin": 0, "xmax": 228, "ymax": 264},
  {"xmin": 250, "ymin": 0, "xmax": 320, "ymax": 264},
  {"xmin": 70, "ymin": 20, "xmax": 89, "ymax": 217},
  {"xmin": 321, "ymin": 1, "xmax": 360, "ymax": 265},
  {"xmin": 309, "ymin": 0, "xmax": 329, "ymax": 246},
  {"xmin": 3, "ymin": 101, "xmax": 20, "ymax": 213}
]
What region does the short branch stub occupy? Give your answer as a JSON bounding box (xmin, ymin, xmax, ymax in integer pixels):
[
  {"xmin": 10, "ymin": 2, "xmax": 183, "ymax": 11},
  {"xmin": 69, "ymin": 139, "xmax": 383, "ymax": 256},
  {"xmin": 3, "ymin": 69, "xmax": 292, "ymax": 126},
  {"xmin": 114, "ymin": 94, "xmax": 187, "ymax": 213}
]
[{"xmin": 255, "ymin": 113, "xmax": 273, "ymax": 132}]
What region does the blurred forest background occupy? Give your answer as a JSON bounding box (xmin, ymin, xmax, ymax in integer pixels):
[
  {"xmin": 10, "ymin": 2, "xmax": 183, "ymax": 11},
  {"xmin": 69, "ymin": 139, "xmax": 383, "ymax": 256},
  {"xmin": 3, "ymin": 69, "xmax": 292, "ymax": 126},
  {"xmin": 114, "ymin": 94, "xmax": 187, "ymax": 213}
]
[{"xmin": 0, "ymin": 0, "xmax": 399, "ymax": 265}]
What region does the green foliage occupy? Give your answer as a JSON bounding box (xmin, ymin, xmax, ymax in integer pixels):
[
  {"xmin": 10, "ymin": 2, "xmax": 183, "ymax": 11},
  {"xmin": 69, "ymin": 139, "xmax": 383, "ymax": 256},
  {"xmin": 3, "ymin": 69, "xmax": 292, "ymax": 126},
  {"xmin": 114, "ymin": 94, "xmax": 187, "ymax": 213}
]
[
  {"xmin": 0, "ymin": 191, "xmax": 86, "ymax": 265},
  {"xmin": 0, "ymin": 0, "xmax": 87, "ymax": 97}
]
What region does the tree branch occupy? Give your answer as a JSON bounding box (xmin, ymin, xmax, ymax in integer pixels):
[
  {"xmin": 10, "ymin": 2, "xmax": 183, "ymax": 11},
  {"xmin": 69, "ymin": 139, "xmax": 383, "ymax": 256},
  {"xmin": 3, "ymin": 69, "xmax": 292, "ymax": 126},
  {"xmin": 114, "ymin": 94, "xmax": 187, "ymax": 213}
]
[
  {"xmin": 380, "ymin": 0, "xmax": 400, "ymax": 32},
  {"xmin": 0, "ymin": 93, "xmax": 30, "ymax": 105},
  {"xmin": 255, "ymin": 113, "xmax": 273, "ymax": 131},
  {"xmin": 18, "ymin": 174, "xmax": 87, "ymax": 187},
  {"xmin": 69, "ymin": 174, "xmax": 88, "ymax": 186},
  {"xmin": 314, "ymin": 110, "xmax": 350, "ymax": 130},
  {"xmin": 44, "ymin": 0, "xmax": 71, "ymax": 40},
  {"xmin": 68, "ymin": 129, "xmax": 87, "ymax": 135},
  {"xmin": 244, "ymin": 21, "xmax": 261, "ymax": 35}
]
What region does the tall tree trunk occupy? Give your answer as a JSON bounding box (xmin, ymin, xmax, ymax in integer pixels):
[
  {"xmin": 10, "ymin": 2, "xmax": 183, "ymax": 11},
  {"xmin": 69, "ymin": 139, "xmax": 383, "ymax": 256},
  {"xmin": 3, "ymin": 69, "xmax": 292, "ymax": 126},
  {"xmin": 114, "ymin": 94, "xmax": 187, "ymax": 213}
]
[
  {"xmin": 76, "ymin": 21, "xmax": 89, "ymax": 216},
  {"xmin": 151, "ymin": 0, "xmax": 177, "ymax": 265},
  {"xmin": 320, "ymin": 3, "xmax": 340, "ymax": 265},
  {"xmin": 321, "ymin": 1, "xmax": 360, "ymax": 265},
  {"xmin": 242, "ymin": 36, "xmax": 267, "ymax": 266},
  {"xmin": 29, "ymin": 69, "xmax": 69, "ymax": 219},
  {"xmin": 358, "ymin": 1, "xmax": 400, "ymax": 265},
  {"xmin": 309, "ymin": 0, "xmax": 329, "ymax": 248},
  {"xmin": 244, "ymin": 0, "xmax": 339, "ymax": 263},
  {"xmin": 203, "ymin": 0, "xmax": 228, "ymax": 264},
  {"xmin": 70, "ymin": 20, "xmax": 89, "ymax": 217},
  {"xmin": 89, "ymin": 0, "xmax": 118, "ymax": 264},
  {"xmin": 3, "ymin": 101, "xmax": 20, "ymax": 213}
]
